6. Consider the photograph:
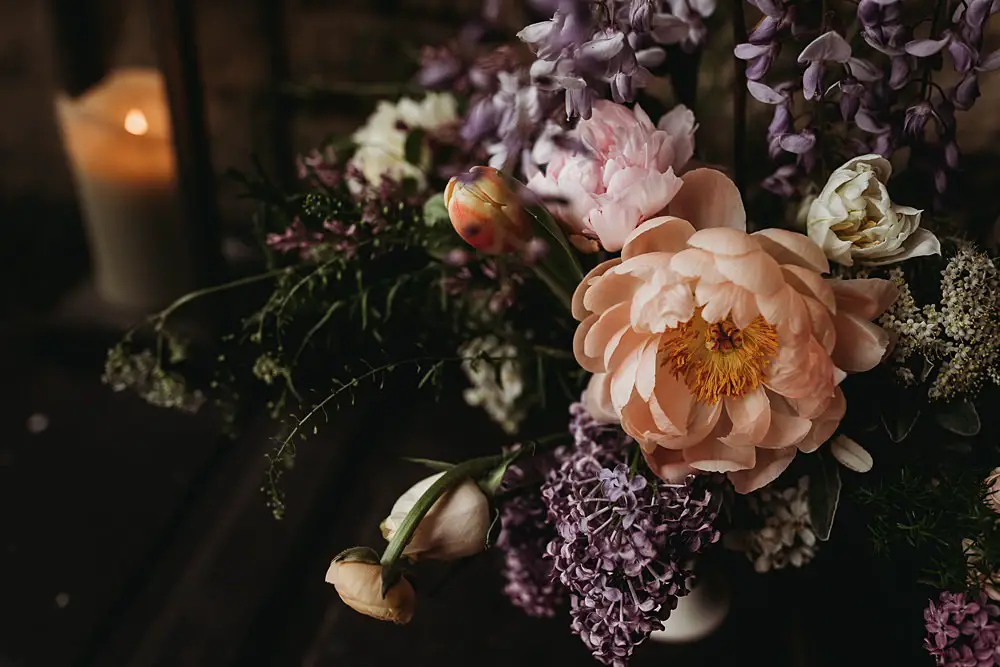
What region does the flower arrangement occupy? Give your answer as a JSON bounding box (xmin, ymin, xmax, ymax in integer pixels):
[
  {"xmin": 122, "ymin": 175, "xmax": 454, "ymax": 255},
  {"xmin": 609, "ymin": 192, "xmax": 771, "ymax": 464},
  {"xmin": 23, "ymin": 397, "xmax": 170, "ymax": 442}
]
[{"xmin": 105, "ymin": 0, "xmax": 1000, "ymax": 664}]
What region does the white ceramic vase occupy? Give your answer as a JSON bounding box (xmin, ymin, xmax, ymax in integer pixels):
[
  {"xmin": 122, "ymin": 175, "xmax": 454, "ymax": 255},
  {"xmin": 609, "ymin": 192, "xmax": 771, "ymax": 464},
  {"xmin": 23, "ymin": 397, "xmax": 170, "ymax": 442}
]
[{"xmin": 648, "ymin": 568, "xmax": 730, "ymax": 644}]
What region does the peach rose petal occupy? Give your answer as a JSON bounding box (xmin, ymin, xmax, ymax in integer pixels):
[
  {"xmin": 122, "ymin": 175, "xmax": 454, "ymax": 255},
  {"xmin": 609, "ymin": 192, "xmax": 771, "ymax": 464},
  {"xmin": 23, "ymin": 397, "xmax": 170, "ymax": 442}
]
[
  {"xmin": 728, "ymin": 446, "xmax": 798, "ymax": 494},
  {"xmin": 668, "ymin": 168, "xmax": 747, "ymax": 231},
  {"xmin": 572, "ymin": 258, "xmax": 622, "ymax": 320},
  {"xmin": 621, "ymin": 216, "xmax": 696, "ymax": 259},
  {"xmin": 752, "ymin": 228, "xmax": 830, "ymax": 273}
]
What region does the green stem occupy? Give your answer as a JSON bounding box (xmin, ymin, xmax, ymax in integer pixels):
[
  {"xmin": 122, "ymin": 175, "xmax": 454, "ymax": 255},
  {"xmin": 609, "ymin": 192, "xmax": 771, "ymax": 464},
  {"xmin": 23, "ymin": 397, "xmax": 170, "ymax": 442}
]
[
  {"xmin": 921, "ymin": 0, "xmax": 948, "ymax": 101},
  {"xmin": 531, "ymin": 262, "xmax": 574, "ymax": 312},
  {"xmin": 152, "ymin": 267, "xmax": 292, "ymax": 328}
]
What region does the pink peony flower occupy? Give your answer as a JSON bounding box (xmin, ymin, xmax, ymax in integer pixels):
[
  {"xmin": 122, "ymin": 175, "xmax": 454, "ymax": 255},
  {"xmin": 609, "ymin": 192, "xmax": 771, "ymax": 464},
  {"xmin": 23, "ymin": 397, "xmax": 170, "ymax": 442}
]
[
  {"xmin": 527, "ymin": 100, "xmax": 696, "ymax": 252},
  {"xmin": 571, "ymin": 169, "xmax": 898, "ymax": 493}
]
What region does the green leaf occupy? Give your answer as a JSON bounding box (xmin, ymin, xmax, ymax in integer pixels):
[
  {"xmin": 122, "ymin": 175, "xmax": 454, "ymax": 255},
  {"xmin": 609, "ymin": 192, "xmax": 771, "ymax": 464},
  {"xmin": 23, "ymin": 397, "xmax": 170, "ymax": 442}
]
[
  {"xmin": 404, "ymin": 129, "xmax": 426, "ymax": 166},
  {"xmin": 809, "ymin": 451, "xmax": 842, "ymax": 542},
  {"xmin": 403, "ymin": 457, "xmax": 455, "ymax": 472},
  {"xmin": 881, "ymin": 402, "xmax": 921, "ymax": 443},
  {"xmin": 934, "ymin": 399, "xmax": 981, "ymax": 436},
  {"xmin": 422, "ymin": 193, "xmax": 449, "ymax": 227},
  {"xmin": 485, "ymin": 504, "xmax": 503, "ymax": 549}
]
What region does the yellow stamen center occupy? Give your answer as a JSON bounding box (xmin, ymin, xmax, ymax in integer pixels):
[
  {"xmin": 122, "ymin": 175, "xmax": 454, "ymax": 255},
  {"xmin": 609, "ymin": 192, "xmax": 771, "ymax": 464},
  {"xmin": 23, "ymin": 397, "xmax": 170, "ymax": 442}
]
[
  {"xmin": 659, "ymin": 312, "xmax": 780, "ymax": 404},
  {"xmin": 829, "ymin": 210, "xmax": 884, "ymax": 249}
]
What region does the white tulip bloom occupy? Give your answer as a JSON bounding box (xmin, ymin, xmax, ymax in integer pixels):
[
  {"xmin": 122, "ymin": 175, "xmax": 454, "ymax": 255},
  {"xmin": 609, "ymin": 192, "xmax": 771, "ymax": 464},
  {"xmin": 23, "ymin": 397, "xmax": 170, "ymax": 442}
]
[{"xmin": 806, "ymin": 154, "xmax": 940, "ymax": 266}]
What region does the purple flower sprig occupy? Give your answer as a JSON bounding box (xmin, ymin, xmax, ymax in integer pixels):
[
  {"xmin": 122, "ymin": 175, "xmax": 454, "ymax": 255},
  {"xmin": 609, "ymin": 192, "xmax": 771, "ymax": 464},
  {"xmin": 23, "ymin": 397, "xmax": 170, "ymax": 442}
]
[
  {"xmin": 924, "ymin": 590, "xmax": 1000, "ymax": 666},
  {"xmin": 541, "ymin": 402, "xmax": 722, "ymax": 666}
]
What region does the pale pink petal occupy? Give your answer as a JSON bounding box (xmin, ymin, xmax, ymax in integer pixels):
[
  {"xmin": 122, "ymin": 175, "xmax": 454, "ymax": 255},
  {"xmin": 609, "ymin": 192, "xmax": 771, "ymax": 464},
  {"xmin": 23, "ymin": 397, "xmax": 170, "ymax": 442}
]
[
  {"xmin": 829, "ymin": 278, "xmax": 899, "ymax": 320},
  {"xmin": 688, "ymin": 227, "xmax": 759, "ymax": 255},
  {"xmin": 684, "ymin": 438, "xmax": 756, "ymax": 473},
  {"xmin": 781, "ymin": 265, "xmax": 836, "ymax": 313},
  {"xmin": 573, "ymin": 313, "xmax": 604, "ymax": 373},
  {"xmin": 831, "ymin": 310, "xmax": 891, "ymax": 372},
  {"xmin": 728, "ymin": 446, "xmax": 797, "ymax": 493},
  {"xmin": 713, "ymin": 250, "xmax": 785, "ymax": 296},
  {"xmin": 796, "ymin": 387, "xmax": 846, "ymax": 453},
  {"xmin": 669, "ymin": 247, "xmax": 727, "ymax": 283},
  {"xmin": 752, "ymin": 228, "xmax": 830, "ymax": 273},
  {"xmin": 721, "ymin": 388, "xmax": 771, "ymax": 447},
  {"xmin": 572, "ymin": 258, "xmax": 623, "ymax": 321},
  {"xmin": 588, "ymin": 200, "xmax": 642, "ymax": 252},
  {"xmin": 621, "ymin": 215, "xmax": 697, "ymax": 259},
  {"xmin": 649, "ymin": 369, "xmax": 695, "ymax": 440},
  {"xmin": 583, "ymin": 372, "xmax": 618, "ymax": 423},
  {"xmin": 668, "ymin": 168, "xmax": 747, "ymax": 231},
  {"xmin": 643, "ymin": 446, "xmax": 697, "ymax": 482},
  {"xmin": 584, "ymin": 302, "xmax": 630, "ymax": 362},
  {"xmin": 730, "ymin": 289, "xmax": 760, "ymax": 329},
  {"xmin": 634, "ymin": 336, "xmax": 661, "ymax": 400}
]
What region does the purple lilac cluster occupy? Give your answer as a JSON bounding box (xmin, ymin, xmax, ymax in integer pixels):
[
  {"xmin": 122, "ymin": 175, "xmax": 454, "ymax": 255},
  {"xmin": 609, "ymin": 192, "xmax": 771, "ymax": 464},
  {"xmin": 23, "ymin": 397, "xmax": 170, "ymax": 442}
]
[
  {"xmin": 924, "ymin": 590, "xmax": 1000, "ymax": 666},
  {"xmin": 518, "ymin": 0, "xmax": 714, "ymax": 120},
  {"xmin": 496, "ymin": 440, "xmax": 571, "ymax": 618},
  {"xmin": 541, "ymin": 404, "xmax": 721, "ymax": 666}
]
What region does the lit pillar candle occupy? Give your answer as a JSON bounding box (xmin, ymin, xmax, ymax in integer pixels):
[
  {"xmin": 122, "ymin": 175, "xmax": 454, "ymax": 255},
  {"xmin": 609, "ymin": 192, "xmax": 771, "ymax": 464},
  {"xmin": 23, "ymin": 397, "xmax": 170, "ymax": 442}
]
[{"xmin": 55, "ymin": 67, "xmax": 197, "ymax": 311}]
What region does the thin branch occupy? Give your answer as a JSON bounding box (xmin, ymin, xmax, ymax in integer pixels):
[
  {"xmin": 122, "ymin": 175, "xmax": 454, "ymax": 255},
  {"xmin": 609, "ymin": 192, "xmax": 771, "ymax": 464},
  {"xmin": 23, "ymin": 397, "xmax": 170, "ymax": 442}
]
[{"xmin": 732, "ymin": 0, "xmax": 749, "ymax": 195}]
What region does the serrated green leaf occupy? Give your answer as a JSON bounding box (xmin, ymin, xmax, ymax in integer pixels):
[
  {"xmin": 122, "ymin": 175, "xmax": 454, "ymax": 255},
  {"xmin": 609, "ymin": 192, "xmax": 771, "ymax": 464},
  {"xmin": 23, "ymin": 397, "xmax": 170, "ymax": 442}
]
[
  {"xmin": 809, "ymin": 451, "xmax": 842, "ymax": 541},
  {"xmin": 934, "ymin": 399, "xmax": 981, "ymax": 436}
]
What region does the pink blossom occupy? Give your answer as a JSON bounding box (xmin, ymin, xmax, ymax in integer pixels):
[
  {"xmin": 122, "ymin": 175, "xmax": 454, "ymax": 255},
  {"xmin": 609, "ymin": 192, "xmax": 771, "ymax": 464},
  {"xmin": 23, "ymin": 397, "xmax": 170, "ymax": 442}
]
[
  {"xmin": 527, "ymin": 100, "xmax": 697, "ymax": 252},
  {"xmin": 572, "ymin": 169, "xmax": 898, "ymax": 493}
]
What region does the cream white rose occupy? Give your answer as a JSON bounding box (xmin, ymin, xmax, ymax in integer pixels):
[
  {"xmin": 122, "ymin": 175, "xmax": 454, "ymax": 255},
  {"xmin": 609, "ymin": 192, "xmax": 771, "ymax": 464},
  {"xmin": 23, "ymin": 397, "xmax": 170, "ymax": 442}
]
[
  {"xmin": 325, "ymin": 560, "xmax": 416, "ymax": 624},
  {"xmin": 806, "ymin": 155, "xmax": 940, "ymax": 266},
  {"xmin": 348, "ymin": 92, "xmax": 458, "ymax": 191},
  {"xmin": 381, "ymin": 472, "xmax": 491, "ymax": 560}
]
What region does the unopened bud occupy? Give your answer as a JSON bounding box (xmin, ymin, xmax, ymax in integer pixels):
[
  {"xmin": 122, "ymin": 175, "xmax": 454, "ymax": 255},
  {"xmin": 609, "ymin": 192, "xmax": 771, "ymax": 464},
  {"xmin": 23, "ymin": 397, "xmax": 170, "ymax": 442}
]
[
  {"xmin": 444, "ymin": 166, "xmax": 533, "ymax": 254},
  {"xmin": 325, "ymin": 560, "xmax": 415, "ymax": 624}
]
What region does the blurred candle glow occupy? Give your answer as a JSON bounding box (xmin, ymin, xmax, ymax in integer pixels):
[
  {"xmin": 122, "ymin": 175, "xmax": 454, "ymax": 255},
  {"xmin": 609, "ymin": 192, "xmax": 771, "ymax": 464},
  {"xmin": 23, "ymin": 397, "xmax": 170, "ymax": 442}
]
[{"xmin": 55, "ymin": 68, "xmax": 196, "ymax": 310}]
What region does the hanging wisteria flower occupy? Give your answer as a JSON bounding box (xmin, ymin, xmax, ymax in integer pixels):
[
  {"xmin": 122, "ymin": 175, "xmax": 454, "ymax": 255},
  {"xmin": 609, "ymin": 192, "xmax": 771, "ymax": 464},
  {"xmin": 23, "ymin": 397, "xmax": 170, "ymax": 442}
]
[
  {"xmin": 797, "ymin": 31, "xmax": 852, "ymax": 101},
  {"xmin": 542, "ymin": 422, "xmax": 721, "ymax": 666},
  {"xmin": 924, "ymin": 590, "xmax": 1000, "ymax": 666},
  {"xmin": 527, "ymin": 99, "xmax": 696, "ymax": 252},
  {"xmin": 348, "ymin": 93, "xmax": 459, "ymax": 190},
  {"xmin": 572, "ymin": 168, "xmax": 899, "ymax": 492},
  {"xmin": 806, "ymin": 155, "xmax": 940, "ymax": 267},
  {"xmin": 728, "ymin": 476, "xmax": 818, "ymax": 573},
  {"xmin": 460, "ymin": 335, "xmax": 527, "ymax": 434}
]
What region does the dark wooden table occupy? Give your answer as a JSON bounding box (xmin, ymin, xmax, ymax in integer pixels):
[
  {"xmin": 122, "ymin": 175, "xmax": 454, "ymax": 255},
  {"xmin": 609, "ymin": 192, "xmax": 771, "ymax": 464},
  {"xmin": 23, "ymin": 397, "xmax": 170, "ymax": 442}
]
[{"xmin": 0, "ymin": 319, "xmax": 931, "ymax": 667}]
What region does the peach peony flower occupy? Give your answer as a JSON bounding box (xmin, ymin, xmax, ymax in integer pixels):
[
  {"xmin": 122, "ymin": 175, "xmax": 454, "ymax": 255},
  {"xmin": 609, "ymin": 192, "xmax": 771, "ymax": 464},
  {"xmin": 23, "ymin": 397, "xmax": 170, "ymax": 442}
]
[
  {"xmin": 572, "ymin": 168, "xmax": 898, "ymax": 493},
  {"xmin": 527, "ymin": 100, "xmax": 696, "ymax": 253}
]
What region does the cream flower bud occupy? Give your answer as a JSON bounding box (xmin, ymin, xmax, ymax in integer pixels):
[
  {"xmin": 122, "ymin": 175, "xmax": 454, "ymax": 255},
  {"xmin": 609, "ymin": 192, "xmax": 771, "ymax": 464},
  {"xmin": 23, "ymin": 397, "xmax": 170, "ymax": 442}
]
[
  {"xmin": 381, "ymin": 472, "xmax": 492, "ymax": 560},
  {"xmin": 829, "ymin": 434, "xmax": 873, "ymax": 473},
  {"xmin": 445, "ymin": 166, "xmax": 533, "ymax": 254},
  {"xmin": 325, "ymin": 560, "xmax": 415, "ymax": 624},
  {"xmin": 806, "ymin": 154, "xmax": 940, "ymax": 266}
]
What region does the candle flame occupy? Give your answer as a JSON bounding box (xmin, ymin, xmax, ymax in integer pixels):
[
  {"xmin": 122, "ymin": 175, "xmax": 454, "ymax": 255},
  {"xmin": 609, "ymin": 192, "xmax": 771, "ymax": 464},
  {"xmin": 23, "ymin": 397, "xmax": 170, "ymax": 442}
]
[{"xmin": 124, "ymin": 109, "xmax": 149, "ymax": 136}]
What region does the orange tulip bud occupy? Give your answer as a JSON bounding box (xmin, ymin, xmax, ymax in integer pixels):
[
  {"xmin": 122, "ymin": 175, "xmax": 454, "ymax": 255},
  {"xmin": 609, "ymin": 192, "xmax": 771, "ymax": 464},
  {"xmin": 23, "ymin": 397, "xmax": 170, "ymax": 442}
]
[{"xmin": 444, "ymin": 166, "xmax": 533, "ymax": 254}]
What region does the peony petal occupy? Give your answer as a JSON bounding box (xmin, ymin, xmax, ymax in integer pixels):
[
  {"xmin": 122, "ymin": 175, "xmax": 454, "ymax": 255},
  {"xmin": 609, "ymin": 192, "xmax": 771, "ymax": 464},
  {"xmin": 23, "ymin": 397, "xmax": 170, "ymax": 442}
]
[
  {"xmin": 797, "ymin": 388, "xmax": 846, "ymax": 453},
  {"xmin": 649, "ymin": 370, "xmax": 695, "ymax": 440},
  {"xmin": 583, "ymin": 372, "xmax": 619, "ymax": 423},
  {"xmin": 573, "ymin": 314, "xmax": 604, "ymax": 373},
  {"xmin": 831, "ymin": 310, "xmax": 890, "ymax": 372},
  {"xmin": 584, "ymin": 302, "xmax": 630, "ymax": 363},
  {"xmin": 634, "ymin": 336, "xmax": 661, "ymax": 401},
  {"xmin": 697, "ymin": 282, "xmax": 750, "ymax": 323},
  {"xmin": 721, "ymin": 389, "xmax": 771, "ymax": 447},
  {"xmin": 757, "ymin": 285, "xmax": 812, "ymax": 344},
  {"xmin": 668, "ymin": 169, "xmax": 747, "ymax": 231},
  {"xmin": 572, "ymin": 258, "xmax": 622, "ymax": 320},
  {"xmin": 829, "ymin": 278, "xmax": 899, "ymax": 320},
  {"xmin": 642, "ymin": 446, "xmax": 696, "ymax": 482},
  {"xmin": 781, "ymin": 265, "xmax": 837, "ymax": 313},
  {"xmin": 713, "ymin": 249, "xmax": 785, "ymax": 296},
  {"xmin": 584, "ymin": 259, "xmax": 660, "ymax": 318},
  {"xmin": 684, "ymin": 438, "xmax": 757, "ymax": 473},
  {"xmin": 728, "ymin": 446, "xmax": 797, "ymax": 493},
  {"xmin": 688, "ymin": 227, "xmax": 759, "ymax": 255},
  {"xmin": 758, "ymin": 395, "xmax": 813, "ymax": 448},
  {"xmin": 621, "ymin": 215, "xmax": 697, "ymax": 259},
  {"xmin": 752, "ymin": 228, "xmax": 830, "ymax": 273},
  {"xmin": 670, "ymin": 248, "xmax": 727, "ymax": 283}
]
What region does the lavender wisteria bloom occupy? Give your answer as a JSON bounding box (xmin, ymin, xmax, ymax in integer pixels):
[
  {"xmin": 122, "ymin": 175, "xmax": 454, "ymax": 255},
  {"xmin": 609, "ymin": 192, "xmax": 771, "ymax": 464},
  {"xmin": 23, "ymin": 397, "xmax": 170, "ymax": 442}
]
[
  {"xmin": 924, "ymin": 590, "xmax": 1000, "ymax": 666},
  {"xmin": 542, "ymin": 403, "xmax": 721, "ymax": 666},
  {"xmin": 798, "ymin": 31, "xmax": 852, "ymax": 101}
]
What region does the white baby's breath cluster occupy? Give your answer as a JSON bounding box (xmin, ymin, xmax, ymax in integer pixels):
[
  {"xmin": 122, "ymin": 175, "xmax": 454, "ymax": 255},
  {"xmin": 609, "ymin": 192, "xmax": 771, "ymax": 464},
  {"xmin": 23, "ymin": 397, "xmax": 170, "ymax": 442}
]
[
  {"xmin": 349, "ymin": 93, "xmax": 458, "ymax": 191},
  {"xmin": 460, "ymin": 335, "xmax": 527, "ymax": 434},
  {"xmin": 878, "ymin": 244, "xmax": 1000, "ymax": 400},
  {"xmin": 732, "ymin": 476, "xmax": 818, "ymax": 573}
]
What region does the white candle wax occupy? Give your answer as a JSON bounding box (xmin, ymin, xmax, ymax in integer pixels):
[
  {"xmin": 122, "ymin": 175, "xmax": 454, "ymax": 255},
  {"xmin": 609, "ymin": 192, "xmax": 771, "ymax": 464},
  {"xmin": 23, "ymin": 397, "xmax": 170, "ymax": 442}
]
[{"xmin": 56, "ymin": 67, "xmax": 197, "ymax": 311}]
